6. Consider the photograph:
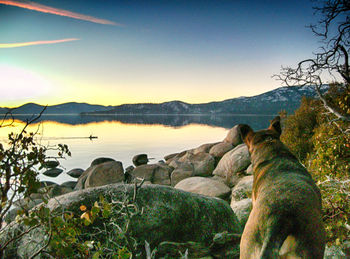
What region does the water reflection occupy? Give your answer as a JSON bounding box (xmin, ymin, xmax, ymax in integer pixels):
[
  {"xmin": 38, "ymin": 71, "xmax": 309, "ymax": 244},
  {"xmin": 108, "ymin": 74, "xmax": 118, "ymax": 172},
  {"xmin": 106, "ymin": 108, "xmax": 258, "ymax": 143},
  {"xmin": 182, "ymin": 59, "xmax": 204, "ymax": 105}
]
[
  {"xmin": 0, "ymin": 114, "xmax": 275, "ymax": 184},
  {"xmin": 10, "ymin": 114, "xmax": 275, "ymax": 130}
]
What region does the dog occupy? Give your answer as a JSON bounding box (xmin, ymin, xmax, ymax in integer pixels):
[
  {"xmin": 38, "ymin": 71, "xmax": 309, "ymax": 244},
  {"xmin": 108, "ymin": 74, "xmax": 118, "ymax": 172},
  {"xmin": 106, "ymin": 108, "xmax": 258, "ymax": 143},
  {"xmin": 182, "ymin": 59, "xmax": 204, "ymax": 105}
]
[{"xmin": 238, "ymin": 116, "xmax": 325, "ymax": 259}]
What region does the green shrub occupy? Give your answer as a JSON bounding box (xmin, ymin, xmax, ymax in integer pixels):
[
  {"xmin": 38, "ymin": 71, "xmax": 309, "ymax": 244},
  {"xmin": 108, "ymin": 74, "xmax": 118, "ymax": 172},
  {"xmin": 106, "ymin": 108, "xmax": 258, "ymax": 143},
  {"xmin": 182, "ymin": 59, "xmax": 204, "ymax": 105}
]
[
  {"xmin": 280, "ymin": 97, "xmax": 320, "ymax": 163},
  {"xmin": 280, "ymin": 87, "xmax": 350, "ymax": 245}
]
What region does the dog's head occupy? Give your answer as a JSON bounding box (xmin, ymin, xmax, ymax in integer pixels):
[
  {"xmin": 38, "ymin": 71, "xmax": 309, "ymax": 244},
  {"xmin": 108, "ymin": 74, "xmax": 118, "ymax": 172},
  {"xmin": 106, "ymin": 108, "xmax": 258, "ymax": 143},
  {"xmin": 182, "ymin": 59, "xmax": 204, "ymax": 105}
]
[{"xmin": 238, "ymin": 116, "xmax": 282, "ymax": 153}]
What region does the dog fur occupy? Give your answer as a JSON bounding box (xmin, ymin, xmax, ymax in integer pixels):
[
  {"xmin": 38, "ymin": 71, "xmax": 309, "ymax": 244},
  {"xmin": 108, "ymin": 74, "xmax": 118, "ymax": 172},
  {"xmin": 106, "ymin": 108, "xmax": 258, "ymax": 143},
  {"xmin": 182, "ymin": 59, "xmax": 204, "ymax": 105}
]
[{"xmin": 238, "ymin": 116, "xmax": 325, "ymax": 259}]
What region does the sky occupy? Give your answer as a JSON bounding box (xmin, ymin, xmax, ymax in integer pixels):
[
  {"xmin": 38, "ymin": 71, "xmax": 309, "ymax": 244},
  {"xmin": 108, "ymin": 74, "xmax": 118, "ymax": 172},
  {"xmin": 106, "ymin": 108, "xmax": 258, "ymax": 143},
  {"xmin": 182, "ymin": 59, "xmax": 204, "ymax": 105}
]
[{"xmin": 0, "ymin": 0, "xmax": 321, "ymax": 107}]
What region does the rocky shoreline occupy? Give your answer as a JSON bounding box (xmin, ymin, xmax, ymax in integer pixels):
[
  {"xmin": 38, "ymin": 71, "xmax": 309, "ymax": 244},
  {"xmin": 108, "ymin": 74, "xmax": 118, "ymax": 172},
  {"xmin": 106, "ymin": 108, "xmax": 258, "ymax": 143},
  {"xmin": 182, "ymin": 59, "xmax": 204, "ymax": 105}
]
[{"xmin": 3, "ymin": 124, "xmax": 348, "ymax": 258}]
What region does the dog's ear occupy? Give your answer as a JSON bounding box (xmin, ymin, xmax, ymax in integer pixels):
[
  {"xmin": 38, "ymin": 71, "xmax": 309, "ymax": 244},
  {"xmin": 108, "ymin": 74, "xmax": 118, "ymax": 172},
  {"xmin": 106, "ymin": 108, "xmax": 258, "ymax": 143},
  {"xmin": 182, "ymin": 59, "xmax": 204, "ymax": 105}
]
[
  {"xmin": 268, "ymin": 116, "xmax": 282, "ymax": 137},
  {"xmin": 238, "ymin": 124, "xmax": 254, "ymax": 146}
]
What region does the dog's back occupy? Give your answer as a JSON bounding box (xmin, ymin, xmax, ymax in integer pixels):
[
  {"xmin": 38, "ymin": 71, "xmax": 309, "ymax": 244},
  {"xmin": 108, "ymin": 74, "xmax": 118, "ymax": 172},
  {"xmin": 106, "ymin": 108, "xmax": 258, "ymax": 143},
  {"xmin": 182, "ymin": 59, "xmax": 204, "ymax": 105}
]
[{"xmin": 239, "ymin": 117, "xmax": 325, "ymax": 259}]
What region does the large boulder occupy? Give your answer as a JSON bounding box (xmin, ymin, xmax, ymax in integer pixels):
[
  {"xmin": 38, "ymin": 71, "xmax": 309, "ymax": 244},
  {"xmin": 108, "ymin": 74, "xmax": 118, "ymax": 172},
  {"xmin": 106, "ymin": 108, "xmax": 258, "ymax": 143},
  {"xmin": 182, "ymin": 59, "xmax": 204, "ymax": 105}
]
[
  {"xmin": 84, "ymin": 161, "xmax": 124, "ymax": 189},
  {"xmin": 178, "ymin": 152, "xmax": 216, "ymax": 177},
  {"xmin": 231, "ymin": 175, "xmax": 253, "ymax": 202},
  {"xmin": 43, "ymin": 160, "xmax": 59, "ymax": 169},
  {"xmin": 45, "ymin": 185, "xmax": 73, "ymax": 199},
  {"xmin": 209, "ymin": 142, "xmax": 234, "ymax": 159},
  {"xmin": 230, "ymin": 198, "xmax": 252, "ymax": 228},
  {"xmin": 90, "ymin": 157, "xmax": 115, "ymax": 167},
  {"xmin": 213, "ymin": 144, "xmax": 251, "ymax": 187},
  {"xmin": 175, "ymin": 177, "xmax": 231, "ymax": 199},
  {"xmin": 74, "ymin": 168, "xmax": 90, "ymax": 190},
  {"xmin": 60, "ymin": 181, "xmax": 77, "ymax": 189},
  {"xmin": 3, "ymin": 184, "xmax": 242, "ymax": 258},
  {"xmin": 223, "ymin": 125, "xmax": 243, "ymax": 146},
  {"xmin": 170, "ymin": 162, "xmax": 193, "ymax": 186},
  {"xmin": 132, "ymin": 154, "xmax": 149, "ymax": 166},
  {"xmin": 67, "ymin": 168, "xmax": 84, "ymax": 178},
  {"xmin": 192, "ymin": 142, "xmax": 219, "ymax": 154},
  {"xmin": 165, "ymin": 150, "xmax": 187, "ymax": 165},
  {"xmin": 42, "ymin": 168, "xmax": 63, "ymax": 177},
  {"xmin": 130, "ymin": 163, "xmax": 173, "ymax": 185}
]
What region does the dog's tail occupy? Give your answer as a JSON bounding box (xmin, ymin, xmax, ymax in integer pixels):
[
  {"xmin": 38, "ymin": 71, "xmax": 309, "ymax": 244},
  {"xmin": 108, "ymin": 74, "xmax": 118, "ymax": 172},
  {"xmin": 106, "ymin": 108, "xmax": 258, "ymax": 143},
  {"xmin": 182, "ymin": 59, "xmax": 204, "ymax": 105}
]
[{"xmin": 259, "ymin": 217, "xmax": 293, "ymax": 259}]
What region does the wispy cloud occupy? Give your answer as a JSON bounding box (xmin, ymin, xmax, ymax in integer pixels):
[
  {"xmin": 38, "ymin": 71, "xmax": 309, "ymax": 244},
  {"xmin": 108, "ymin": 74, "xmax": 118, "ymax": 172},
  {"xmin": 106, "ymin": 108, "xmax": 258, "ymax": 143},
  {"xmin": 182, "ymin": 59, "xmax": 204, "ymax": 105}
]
[
  {"xmin": 0, "ymin": 38, "xmax": 79, "ymax": 48},
  {"xmin": 0, "ymin": 0, "xmax": 121, "ymax": 26}
]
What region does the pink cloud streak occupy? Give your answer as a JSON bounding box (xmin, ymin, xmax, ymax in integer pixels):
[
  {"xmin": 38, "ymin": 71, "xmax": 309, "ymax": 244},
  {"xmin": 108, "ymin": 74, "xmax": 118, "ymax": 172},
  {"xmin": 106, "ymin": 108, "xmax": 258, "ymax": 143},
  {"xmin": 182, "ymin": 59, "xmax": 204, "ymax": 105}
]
[
  {"xmin": 0, "ymin": 0, "xmax": 121, "ymax": 26},
  {"xmin": 0, "ymin": 38, "xmax": 79, "ymax": 48}
]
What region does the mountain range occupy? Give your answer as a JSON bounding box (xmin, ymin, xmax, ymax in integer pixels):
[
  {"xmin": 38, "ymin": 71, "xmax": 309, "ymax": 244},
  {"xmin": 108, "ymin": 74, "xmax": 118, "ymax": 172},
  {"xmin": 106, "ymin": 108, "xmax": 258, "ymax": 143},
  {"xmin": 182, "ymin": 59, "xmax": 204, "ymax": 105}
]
[{"xmin": 0, "ymin": 85, "xmax": 327, "ymax": 116}]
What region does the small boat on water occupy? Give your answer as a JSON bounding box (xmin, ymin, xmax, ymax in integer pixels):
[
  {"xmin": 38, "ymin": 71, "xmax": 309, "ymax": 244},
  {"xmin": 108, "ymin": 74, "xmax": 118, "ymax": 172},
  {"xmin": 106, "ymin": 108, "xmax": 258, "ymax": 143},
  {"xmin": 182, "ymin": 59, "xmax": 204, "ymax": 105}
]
[{"xmin": 89, "ymin": 135, "xmax": 98, "ymax": 140}]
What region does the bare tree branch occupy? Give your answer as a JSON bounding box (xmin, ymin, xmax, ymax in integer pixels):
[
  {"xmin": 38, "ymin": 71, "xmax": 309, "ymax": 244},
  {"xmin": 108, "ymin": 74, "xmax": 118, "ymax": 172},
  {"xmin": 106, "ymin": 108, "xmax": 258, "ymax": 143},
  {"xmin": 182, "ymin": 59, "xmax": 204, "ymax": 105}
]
[{"xmin": 274, "ymin": 0, "xmax": 350, "ymax": 122}]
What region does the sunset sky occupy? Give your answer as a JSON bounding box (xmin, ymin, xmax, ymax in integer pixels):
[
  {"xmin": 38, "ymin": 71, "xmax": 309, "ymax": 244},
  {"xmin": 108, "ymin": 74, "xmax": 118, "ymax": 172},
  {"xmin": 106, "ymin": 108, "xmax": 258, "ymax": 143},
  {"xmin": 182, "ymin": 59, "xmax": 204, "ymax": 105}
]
[{"xmin": 1, "ymin": 0, "xmax": 320, "ymax": 107}]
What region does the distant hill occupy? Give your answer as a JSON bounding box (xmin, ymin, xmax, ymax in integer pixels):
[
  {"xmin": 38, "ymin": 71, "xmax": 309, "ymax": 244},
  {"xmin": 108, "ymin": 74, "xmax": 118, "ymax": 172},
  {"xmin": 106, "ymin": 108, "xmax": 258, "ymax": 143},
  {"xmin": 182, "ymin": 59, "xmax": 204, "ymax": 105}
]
[
  {"xmin": 83, "ymin": 85, "xmax": 328, "ymax": 115},
  {"xmin": 0, "ymin": 102, "xmax": 112, "ymax": 115},
  {"xmin": 0, "ymin": 85, "xmax": 328, "ymax": 116}
]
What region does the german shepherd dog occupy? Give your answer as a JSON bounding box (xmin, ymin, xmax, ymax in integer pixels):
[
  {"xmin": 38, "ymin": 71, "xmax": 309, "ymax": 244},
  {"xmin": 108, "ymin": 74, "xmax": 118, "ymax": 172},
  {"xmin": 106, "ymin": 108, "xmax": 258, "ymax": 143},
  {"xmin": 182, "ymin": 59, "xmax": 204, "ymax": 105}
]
[{"xmin": 238, "ymin": 116, "xmax": 325, "ymax": 259}]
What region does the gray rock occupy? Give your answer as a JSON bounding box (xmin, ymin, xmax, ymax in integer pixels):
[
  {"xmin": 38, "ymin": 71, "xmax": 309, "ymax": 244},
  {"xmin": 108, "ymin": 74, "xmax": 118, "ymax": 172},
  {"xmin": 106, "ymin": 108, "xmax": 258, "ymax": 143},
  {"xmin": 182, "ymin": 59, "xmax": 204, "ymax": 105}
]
[
  {"xmin": 131, "ymin": 163, "xmax": 173, "ymax": 185},
  {"xmin": 85, "ymin": 161, "xmax": 124, "ymax": 188},
  {"xmin": 132, "ymin": 154, "xmax": 149, "ymax": 166},
  {"xmin": 67, "ymin": 168, "xmax": 84, "ymax": 178},
  {"xmin": 193, "ymin": 142, "xmax": 219, "ymax": 154},
  {"xmin": 29, "ymin": 192, "xmax": 44, "ymax": 200},
  {"xmin": 43, "ymin": 160, "xmax": 59, "ymax": 169},
  {"xmin": 125, "ymin": 165, "xmax": 134, "ymax": 183},
  {"xmin": 13, "ymin": 198, "xmax": 43, "ymax": 211},
  {"xmin": 164, "ymin": 152, "xmax": 179, "ymax": 161},
  {"xmin": 152, "ymin": 163, "xmax": 173, "ymax": 185},
  {"xmin": 60, "ymin": 181, "xmax": 77, "ymax": 189},
  {"xmin": 175, "ymin": 177, "xmax": 231, "ymax": 199},
  {"xmin": 51, "ymin": 184, "xmax": 242, "ymax": 247},
  {"xmin": 223, "ymin": 125, "xmax": 243, "ymax": 146},
  {"xmin": 74, "ymin": 167, "xmax": 90, "ymax": 191},
  {"xmin": 3, "ymin": 184, "xmax": 243, "ymax": 258},
  {"xmin": 178, "ymin": 152, "xmax": 216, "ymax": 177},
  {"xmin": 213, "ymin": 144, "xmax": 251, "ymax": 187},
  {"xmin": 230, "ymin": 198, "xmax": 252, "ymax": 228},
  {"xmin": 165, "ymin": 150, "xmax": 187, "ymax": 165},
  {"xmin": 170, "ymin": 162, "xmax": 193, "ymax": 186},
  {"xmin": 231, "ymin": 175, "xmax": 253, "ymax": 202},
  {"xmin": 42, "ymin": 168, "xmax": 63, "ymax": 177},
  {"xmin": 209, "ymin": 142, "xmax": 234, "ymax": 159},
  {"xmin": 48, "ymin": 185, "xmax": 73, "ymax": 198},
  {"xmin": 90, "ymin": 157, "xmax": 115, "ymax": 167}
]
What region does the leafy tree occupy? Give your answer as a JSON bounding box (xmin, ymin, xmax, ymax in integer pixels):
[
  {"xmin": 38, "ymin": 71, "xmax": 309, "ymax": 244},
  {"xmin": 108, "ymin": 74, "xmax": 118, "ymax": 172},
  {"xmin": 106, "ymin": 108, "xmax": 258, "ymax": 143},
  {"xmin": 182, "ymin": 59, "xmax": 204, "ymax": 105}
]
[
  {"xmin": 280, "ymin": 88, "xmax": 349, "ymax": 246},
  {"xmin": 280, "ymin": 97, "xmax": 321, "ymax": 163},
  {"xmin": 0, "ymin": 109, "xmax": 70, "ymax": 256}
]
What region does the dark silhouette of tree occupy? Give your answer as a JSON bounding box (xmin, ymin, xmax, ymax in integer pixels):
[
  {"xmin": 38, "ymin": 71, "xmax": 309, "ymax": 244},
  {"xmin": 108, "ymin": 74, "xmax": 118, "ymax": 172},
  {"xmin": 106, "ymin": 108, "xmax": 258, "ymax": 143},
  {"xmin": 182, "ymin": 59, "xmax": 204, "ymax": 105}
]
[{"xmin": 275, "ymin": 0, "xmax": 350, "ymax": 122}]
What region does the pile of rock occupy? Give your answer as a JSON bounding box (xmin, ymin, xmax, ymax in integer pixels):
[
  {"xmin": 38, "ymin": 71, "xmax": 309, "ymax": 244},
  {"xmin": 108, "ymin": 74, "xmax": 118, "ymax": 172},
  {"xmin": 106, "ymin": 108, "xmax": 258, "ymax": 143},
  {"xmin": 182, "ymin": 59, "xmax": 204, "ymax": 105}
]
[{"xmin": 8, "ymin": 124, "xmax": 255, "ymax": 231}]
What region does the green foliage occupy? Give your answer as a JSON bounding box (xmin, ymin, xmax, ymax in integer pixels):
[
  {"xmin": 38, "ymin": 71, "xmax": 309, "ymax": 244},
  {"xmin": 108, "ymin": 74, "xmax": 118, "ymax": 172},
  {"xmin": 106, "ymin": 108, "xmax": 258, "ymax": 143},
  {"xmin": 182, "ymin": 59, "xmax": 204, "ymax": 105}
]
[
  {"xmin": 19, "ymin": 195, "xmax": 138, "ymax": 258},
  {"xmin": 280, "ymin": 86, "xmax": 350, "ymax": 245},
  {"xmin": 280, "ymin": 97, "xmax": 320, "ymax": 163},
  {"xmin": 308, "ymin": 122, "xmax": 350, "ymax": 180},
  {"xmin": 0, "ymin": 123, "xmax": 70, "ymax": 230}
]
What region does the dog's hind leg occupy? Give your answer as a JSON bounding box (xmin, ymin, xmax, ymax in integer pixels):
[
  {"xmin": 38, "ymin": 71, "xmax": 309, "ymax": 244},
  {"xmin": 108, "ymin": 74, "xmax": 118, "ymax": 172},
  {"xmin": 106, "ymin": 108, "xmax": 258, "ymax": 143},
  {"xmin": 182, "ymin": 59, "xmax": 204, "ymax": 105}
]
[
  {"xmin": 259, "ymin": 217, "xmax": 292, "ymax": 259},
  {"xmin": 240, "ymin": 210, "xmax": 263, "ymax": 259}
]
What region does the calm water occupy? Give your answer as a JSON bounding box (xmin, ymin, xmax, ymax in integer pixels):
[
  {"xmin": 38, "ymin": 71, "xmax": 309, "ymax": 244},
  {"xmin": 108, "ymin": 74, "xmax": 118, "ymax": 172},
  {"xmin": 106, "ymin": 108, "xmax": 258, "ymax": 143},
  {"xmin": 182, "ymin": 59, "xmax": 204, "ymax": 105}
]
[{"xmin": 0, "ymin": 114, "xmax": 274, "ymax": 184}]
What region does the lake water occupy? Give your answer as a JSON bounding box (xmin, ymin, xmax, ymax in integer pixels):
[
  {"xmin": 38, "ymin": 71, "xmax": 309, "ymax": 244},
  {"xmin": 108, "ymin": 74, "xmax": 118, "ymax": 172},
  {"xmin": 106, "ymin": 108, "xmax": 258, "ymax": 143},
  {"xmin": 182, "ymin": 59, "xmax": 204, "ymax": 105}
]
[{"xmin": 0, "ymin": 114, "xmax": 274, "ymax": 184}]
